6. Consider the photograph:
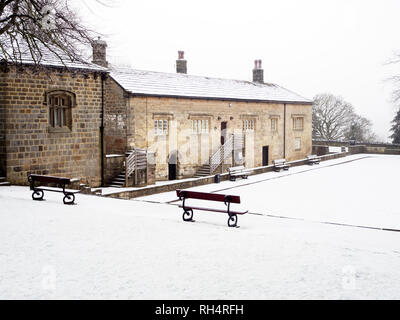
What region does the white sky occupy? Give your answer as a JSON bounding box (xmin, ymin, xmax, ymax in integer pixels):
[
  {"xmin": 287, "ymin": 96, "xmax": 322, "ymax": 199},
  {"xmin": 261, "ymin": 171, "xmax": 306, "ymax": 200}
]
[{"xmin": 74, "ymin": 0, "xmax": 400, "ymax": 142}]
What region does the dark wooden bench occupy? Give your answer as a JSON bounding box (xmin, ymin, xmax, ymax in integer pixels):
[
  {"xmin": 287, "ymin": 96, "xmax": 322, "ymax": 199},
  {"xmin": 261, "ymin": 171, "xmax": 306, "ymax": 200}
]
[
  {"xmin": 227, "ymin": 165, "xmax": 252, "ymax": 181},
  {"xmin": 28, "ymin": 174, "xmax": 80, "ymax": 205},
  {"xmin": 306, "ymin": 154, "xmax": 321, "ymax": 165},
  {"xmin": 273, "ymin": 158, "xmax": 290, "ymax": 172},
  {"xmin": 176, "ymin": 189, "xmax": 248, "ymax": 227}
]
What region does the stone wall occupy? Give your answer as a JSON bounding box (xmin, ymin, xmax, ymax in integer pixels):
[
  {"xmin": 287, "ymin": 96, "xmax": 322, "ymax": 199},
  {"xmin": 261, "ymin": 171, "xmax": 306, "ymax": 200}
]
[
  {"xmin": 0, "ymin": 65, "xmax": 104, "ymax": 186},
  {"xmin": 0, "ymin": 69, "xmax": 6, "ymax": 176},
  {"xmin": 312, "ymin": 140, "xmax": 400, "ymax": 156},
  {"xmin": 104, "ymin": 154, "xmax": 125, "ymax": 185},
  {"xmin": 130, "ymin": 96, "xmax": 312, "ymax": 180},
  {"xmin": 104, "ymin": 76, "xmax": 130, "ymax": 154}
]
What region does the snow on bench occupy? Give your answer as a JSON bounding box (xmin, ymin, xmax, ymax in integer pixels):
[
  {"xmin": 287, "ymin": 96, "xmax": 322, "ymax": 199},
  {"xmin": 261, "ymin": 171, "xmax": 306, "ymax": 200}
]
[
  {"xmin": 227, "ymin": 165, "xmax": 252, "ymax": 181},
  {"xmin": 273, "ymin": 158, "xmax": 290, "ymax": 172},
  {"xmin": 306, "ymin": 154, "xmax": 321, "ymax": 165}
]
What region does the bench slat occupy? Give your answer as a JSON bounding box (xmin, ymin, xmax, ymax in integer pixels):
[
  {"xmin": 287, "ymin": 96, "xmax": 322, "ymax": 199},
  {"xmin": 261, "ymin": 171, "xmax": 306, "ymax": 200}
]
[
  {"xmin": 29, "ymin": 174, "xmax": 71, "ymax": 184},
  {"xmin": 176, "ymin": 189, "xmax": 241, "ymax": 204},
  {"xmin": 179, "ymin": 205, "xmax": 248, "ymax": 215},
  {"xmin": 36, "ymin": 186, "xmax": 80, "ymax": 194}
]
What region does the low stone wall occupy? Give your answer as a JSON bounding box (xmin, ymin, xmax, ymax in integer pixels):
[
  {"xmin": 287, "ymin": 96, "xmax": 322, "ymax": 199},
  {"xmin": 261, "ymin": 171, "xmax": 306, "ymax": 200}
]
[
  {"xmin": 104, "ymin": 152, "xmax": 348, "ymax": 200},
  {"xmin": 105, "ymin": 173, "xmax": 231, "ymax": 200},
  {"xmin": 313, "ymin": 140, "xmax": 400, "ymax": 155}
]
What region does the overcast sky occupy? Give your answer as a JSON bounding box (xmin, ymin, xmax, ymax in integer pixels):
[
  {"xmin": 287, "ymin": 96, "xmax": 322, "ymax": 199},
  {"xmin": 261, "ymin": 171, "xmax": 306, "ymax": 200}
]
[{"xmin": 73, "ymin": 0, "xmax": 400, "ymax": 142}]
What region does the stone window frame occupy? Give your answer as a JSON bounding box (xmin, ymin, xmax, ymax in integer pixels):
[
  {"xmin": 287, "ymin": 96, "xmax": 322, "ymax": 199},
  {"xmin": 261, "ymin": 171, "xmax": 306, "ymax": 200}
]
[
  {"xmin": 154, "ymin": 119, "xmax": 169, "ymax": 136},
  {"xmin": 242, "ymin": 119, "xmax": 255, "ymax": 131},
  {"xmin": 44, "ymin": 90, "xmax": 76, "ymax": 133},
  {"xmin": 292, "ymin": 114, "xmax": 305, "ymax": 131},
  {"xmin": 188, "ymin": 114, "xmax": 212, "ymax": 135},
  {"xmin": 295, "ymin": 137, "xmax": 301, "ymax": 151},
  {"xmin": 152, "ymin": 113, "xmax": 174, "ymax": 137},
  {"xmin": 269, "ymin": 115, "xmax": 280, "ymax": 132},
  {"xmin": 190, "ymin": 119, "xmax": 209, "ymax": 135},
  {"xmin": 240, "ymin": 114, "xmax": 258, "ymax": 132}
]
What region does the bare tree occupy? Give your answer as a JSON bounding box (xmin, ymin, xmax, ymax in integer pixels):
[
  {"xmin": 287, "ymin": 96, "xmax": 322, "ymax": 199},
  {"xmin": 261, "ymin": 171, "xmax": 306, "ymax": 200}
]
[
  {"xmin": 313, "ymin": 93, "xmax": 377, "ymax": 142},
  {"xmin": 343, "ymin": 114, "xmax": 378, "ymax": 143},
  {"xmin": 0, "ymin": 0, "xmax": 104, "ymax": 65},
  {"xmin": 312, "ymin": 93, "xmax": 355, "ymax": 140}
]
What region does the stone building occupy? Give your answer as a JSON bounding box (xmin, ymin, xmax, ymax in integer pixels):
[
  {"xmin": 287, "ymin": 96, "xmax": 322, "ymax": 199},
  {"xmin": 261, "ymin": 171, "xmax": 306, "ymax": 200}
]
[
  {"xmin": 102, "ymin": 48, "xmax": 312, "ymax": 185},
  {"xmin": 0, "ymin": 40, "xmax": 312, "ymax": 187},
  {"xmin": 0, "ymin": 45, "xmax": 107, "ymax": 186}
]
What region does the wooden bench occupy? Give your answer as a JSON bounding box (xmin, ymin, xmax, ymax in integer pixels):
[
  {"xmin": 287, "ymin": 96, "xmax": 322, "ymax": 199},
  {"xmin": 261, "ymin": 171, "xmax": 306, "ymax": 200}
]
[
  {"xmin": 273, "ymin": 158, "xmax": 290, "ymax": 172},
  {"xmin": 28, "ymin": 174, "xmax": 80, "ymax": 205},
  {"xmin": 306, "ymin": 154, "xmax": 321, "ymax": 165},
  {"xmin": 227, "ymin": 165, "xmax": 252, "ymax": 181},
  {"xmin": 176, "ymin": 189, "xmax": 248, "ymax": 227}
]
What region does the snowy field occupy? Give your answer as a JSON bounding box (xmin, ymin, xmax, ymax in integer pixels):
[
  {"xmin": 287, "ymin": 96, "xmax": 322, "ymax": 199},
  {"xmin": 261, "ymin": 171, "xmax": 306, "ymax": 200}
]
[{"xmin": 1, "ymin": 154, "xmax": 400, "ymax": 299}]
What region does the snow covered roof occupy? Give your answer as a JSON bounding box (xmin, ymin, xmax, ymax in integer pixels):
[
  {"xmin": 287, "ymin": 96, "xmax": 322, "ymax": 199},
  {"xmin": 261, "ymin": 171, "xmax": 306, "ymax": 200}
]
[
  {"xmin": 0, "ymin": 42, "xmax": 107, "ymax": 72},
  {"xmin": 109, "ymin": 67, "xmax": 311, "ymax": 104}
]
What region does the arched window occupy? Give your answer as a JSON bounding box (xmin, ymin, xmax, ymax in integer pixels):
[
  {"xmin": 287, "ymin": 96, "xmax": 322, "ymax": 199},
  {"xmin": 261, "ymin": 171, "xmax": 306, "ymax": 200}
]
[{"xmin": 45, "ymin": 90, "xmax": 75, "ymax": 131}]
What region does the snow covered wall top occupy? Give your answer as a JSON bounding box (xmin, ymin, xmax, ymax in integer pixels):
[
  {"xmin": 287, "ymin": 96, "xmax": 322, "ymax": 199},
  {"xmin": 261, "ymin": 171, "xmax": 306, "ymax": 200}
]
[{"xmin": 109, "ymin": 67, "xmax": 312, "ymax": 104}]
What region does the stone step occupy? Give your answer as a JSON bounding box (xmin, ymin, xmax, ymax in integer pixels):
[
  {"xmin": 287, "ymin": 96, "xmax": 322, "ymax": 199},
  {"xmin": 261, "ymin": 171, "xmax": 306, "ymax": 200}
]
[
  {"xmin": 109, "ymin": 184, "xmax": 123, "ymax": 188},
  {"xmin": 110, "ymin": 180, "xmax": 124, "ymax": 184}
]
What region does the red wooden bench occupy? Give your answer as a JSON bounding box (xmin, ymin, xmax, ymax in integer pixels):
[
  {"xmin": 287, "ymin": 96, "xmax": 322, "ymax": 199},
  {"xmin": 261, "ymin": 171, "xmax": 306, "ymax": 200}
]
[
  {"xmin": 28, "ymin": 174, "xmax": 80, "ymax": 205},
  {"xmin": 176, "ymin": 189, "xmax": 248, "ymax": 227}
]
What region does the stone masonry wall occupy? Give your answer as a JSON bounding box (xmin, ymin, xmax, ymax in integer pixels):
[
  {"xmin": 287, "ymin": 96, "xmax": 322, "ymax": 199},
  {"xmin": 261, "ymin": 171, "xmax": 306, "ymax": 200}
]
[
  {"xmin": 0, "ymin": 69, "xmax": 6, "ymax": 176},
  {"xmin": 104, "ymin": 77, "xmax": 130, "ymax": 154},
  {"xmin": 1, "ymin": 65, "xmax": 104, "ymax": 186},
  {"xmin": 130, "ymin": 96, "xmax": 312, "ymax": 180}
]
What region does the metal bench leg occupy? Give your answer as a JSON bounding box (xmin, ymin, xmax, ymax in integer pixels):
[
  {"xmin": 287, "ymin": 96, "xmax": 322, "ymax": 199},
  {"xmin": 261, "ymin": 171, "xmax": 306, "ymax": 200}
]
[
  {"xmin": 63, "ymin": 193, "xmax": 75, "ymax": 205},
  {"xmin": 182, "ymin": 208, "xmax": 194, "ymax": 222},
  {"xmin": 228, "ymin": 214, "xmax": 238, "ymax": 227},
  {"xmin": 32, "ymin": 190, "xmax": 44, "ymax": 201}
]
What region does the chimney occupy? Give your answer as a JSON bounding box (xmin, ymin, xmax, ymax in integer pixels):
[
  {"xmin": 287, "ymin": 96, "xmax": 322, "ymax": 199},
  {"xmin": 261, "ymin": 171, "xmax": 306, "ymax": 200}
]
[
  {"xmin": 176, "ymin": 51, "xmax": 187, "ymax": 74},
  {"xmin": 252, "ymin": 59, "xmax": 264, "ymax": 83},
  {"xmin": 92, "ymin": 37, "xmax": 108, "ymax": 68}
]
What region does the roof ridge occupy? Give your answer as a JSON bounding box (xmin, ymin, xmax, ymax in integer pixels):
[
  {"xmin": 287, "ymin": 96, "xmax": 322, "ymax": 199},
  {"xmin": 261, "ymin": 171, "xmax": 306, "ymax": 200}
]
[{"xmin": 110, "ymin": 65, "xmax": 278, "ymax": 86}]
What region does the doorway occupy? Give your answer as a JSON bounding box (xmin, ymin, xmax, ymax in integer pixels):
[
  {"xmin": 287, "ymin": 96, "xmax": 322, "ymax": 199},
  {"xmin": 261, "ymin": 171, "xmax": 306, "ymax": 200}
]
[
  {"xmin": 168, "ymin": 164, "xmax": 176, "ymax": 180},
  {"xmin": 168, "ymin": 150, "xmax": 177, "ymax": 180},
  {"xmin": 262, "ymin": 146, "xmax": 269, "ymax": 166},
  {"xmin": 221, "ymin": 121, "xmax": 227, "ymax": 145}
]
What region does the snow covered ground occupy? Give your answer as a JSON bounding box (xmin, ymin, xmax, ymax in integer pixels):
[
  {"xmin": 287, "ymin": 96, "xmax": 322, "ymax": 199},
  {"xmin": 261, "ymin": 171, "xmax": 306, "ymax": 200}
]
[{"xmin": 1, "ymin": 154, "xmax": 400, "ymax": 299}]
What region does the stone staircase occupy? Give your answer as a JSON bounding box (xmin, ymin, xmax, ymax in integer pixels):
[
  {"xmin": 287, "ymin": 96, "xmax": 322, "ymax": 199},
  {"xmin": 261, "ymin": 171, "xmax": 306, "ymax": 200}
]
[
  {"xmin": 108, "ymin": 149, "xmax": 134, "ymax": 188},
  {"xmin": 107, "ymin": 148, "xmax": 148, "ymax": 188},
  {"xmin": 0, "ymin": 177, "xmax": 10, "ymax": 186},
  {"xmin": 109, "ymin": 170, "xmax": 126, "ymax": 188},
  {"xmin": 193, "ymin": 164, "xmax": 211, "ymax": 178}
]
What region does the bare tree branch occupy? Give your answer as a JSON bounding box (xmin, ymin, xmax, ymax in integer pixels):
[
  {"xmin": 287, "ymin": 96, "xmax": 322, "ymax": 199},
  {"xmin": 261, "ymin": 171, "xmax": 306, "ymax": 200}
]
[{"xmin": 0, "ymin": 0, "xmax": 109, "ymax": 66}]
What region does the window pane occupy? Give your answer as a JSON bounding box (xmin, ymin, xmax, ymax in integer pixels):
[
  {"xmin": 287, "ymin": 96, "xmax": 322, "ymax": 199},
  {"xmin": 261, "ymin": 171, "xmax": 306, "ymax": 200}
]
[
  {"xmin": 154, "ymin": 120, "xmax": 158, "ymax": 135},
  {"xmin": 163, "ymin": 120, "xmax": 168, "ymax": 134},
  {"xmin": 61, "ymin": 108, "xmax": 65, "ymax": 126}
]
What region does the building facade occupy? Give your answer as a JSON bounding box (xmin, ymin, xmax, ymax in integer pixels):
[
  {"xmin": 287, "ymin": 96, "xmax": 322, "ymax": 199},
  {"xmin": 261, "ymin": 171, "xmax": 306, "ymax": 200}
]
[
  {"xmin": 0, "ymin": 41, "xmax": 312, "ymax": 187},
  {"xmin": 0, "ymin": 48, "xmax": 107, "ymax": 186},
  {"xmin": 105, "ymin": 50, "xmax": 312, "ymax": 183}
]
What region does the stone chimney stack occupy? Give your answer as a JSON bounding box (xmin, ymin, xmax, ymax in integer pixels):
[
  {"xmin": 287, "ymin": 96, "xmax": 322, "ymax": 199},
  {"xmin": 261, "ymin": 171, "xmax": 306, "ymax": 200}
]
[
  {"xmin": 252, "ymin": 59, "xmax": 264, "ymax": 83},
  {"xmin": 176, "ymin": 51, "xmax": 187, "ymax": 74},
  {"xmin": 92, "ymin": 37, "xmax": 108, "ymax": 68}
]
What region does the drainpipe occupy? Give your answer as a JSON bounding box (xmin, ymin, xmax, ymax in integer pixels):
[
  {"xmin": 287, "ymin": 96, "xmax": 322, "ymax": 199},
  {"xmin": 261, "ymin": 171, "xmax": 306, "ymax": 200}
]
[
  {"xmin": 283, "ymin": 103, "xmax": 286, "ymax": 159},
  {"xmin": 100, "ymin": 73, "xmax": 106, "ymax": 187}
]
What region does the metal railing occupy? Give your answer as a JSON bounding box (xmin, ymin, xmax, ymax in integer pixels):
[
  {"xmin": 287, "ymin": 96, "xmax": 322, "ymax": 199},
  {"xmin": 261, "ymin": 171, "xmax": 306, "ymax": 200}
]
[{"xmin": 210, "ymin": 134, "xmax": 236, "ymax": 173}]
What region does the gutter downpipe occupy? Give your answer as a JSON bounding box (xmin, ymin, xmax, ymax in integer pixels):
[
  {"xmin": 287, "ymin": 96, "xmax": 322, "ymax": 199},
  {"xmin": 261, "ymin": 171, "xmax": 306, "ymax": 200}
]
[
  {"xmin": 283, "ymin": 103, "xmax": 286, "ymax": 159},
  {"xmin": 100, "ymin": 73, "xmax": 106, "ymax": 187}
]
